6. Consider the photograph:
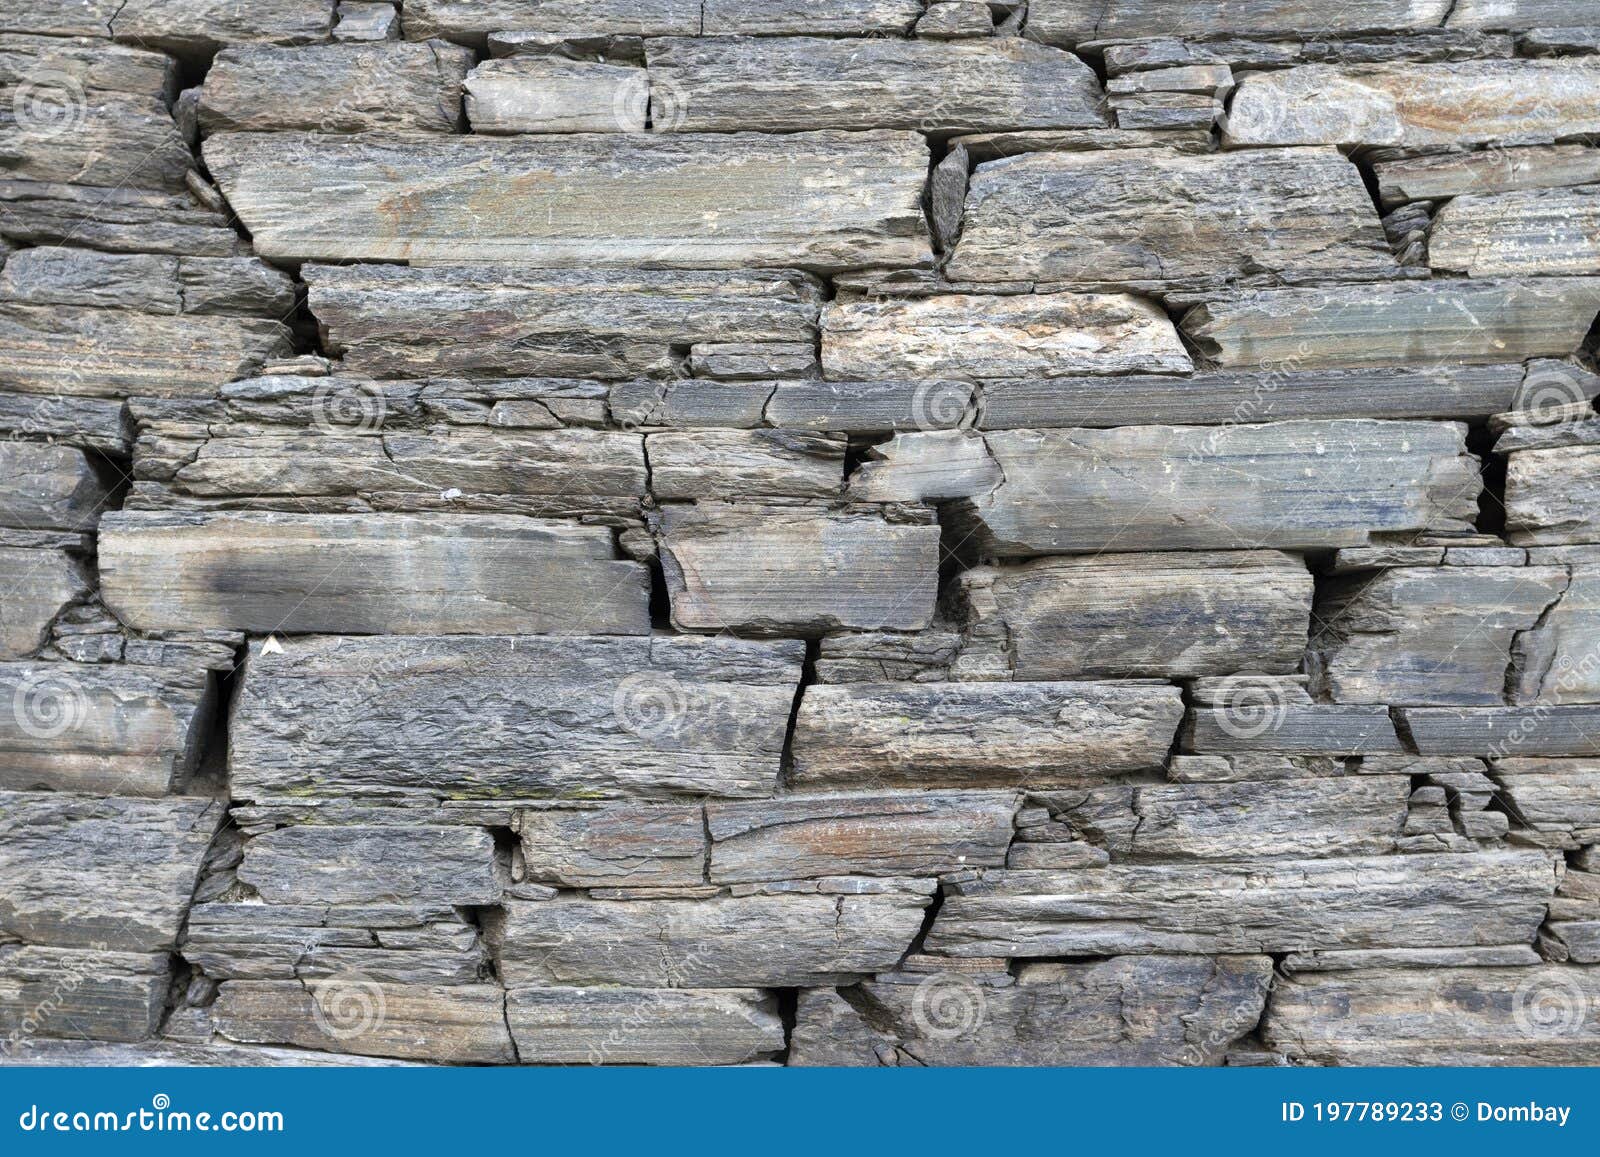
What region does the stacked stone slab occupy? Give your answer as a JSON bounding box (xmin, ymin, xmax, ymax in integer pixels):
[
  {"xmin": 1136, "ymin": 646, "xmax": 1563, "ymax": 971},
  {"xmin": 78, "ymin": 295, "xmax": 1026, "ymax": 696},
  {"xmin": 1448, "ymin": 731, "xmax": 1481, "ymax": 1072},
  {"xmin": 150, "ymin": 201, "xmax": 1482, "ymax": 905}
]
[{"xmin": 2, "ymin": 0, "xmax": 1599, "ymax": 1067}]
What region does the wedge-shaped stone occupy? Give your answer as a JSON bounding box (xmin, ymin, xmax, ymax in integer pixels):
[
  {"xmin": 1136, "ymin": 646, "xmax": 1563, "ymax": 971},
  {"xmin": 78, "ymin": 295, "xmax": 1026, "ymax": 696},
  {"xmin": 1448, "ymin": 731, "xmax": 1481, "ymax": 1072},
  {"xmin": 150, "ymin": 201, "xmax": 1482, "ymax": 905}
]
[
  {"xmin": 230, "ymin": 634, "xmax": 803, "ymax": 801},
  {"xmin": 0, "ymin": 304, "xmax": 291, "ymax": 400},
  {"xmin": 1044, "ymin": 777, "xmax": 1410, "ymax": 860},
  {"xmin": 648, "ymin": 37, "xmax": 1103, "ymax": 133},
  {"xmin": 956, "ymin": 552, "xmax": 1312, "ymax": 679},
  {"xmin": 0, "ymin": 533, "xmax": 90, "ymax": 660},
  {"xmin": 1225, "ymin": 59, "xmax": 1600, "ymax": 148},
  {"xmin": 0, "ymin": 792, "xmax": 222, "ymax": 951},
  {"xmin": 0, "ymin": 946, "xmax": 168, "ymax": 1044},
  {"xmin": 1494, "ymin": 759, "xmax": 1600, "ymax": 842},
  {"xmin": 925, "ymin": 852, "xmax": 1558, "ymax": 957},
  {"xmin": 1264, "ymin": 966, "xmax": 1600, "ymax": 1065},
  {"xmin": 1401, "ymin": 707, "xmax": 1600, "ymax": 757},
  {"xmin": 950, "ymin": 148, "xmax": 1393, "ymax": 290},
  {"xmin": 792, "ymin": 955, "xmax": 1272, "ymax": 1066},
  {"xmin": 1027, "ymin": 0, "xmax": 1449, "ymax": 44},
  {"xmin": 707, "ymin": 791, "xmax": 1019, "ymax": 883},
  {"xmin": 0, "ymin": 661, "xmax": 215, "ymax": 795},
  {"xmin": 1515, "ymin": 549, "xmax": 1600, "ymax": 705},
  {"xmin": 213, "ymin": 980, "xmax": 513, "ymax": 1064},
  {"xmin": 823, "ymin": 293, "xmax": 1191, "ymax": 380},
  {"xmin": 98, "ymin": 511, "xmax": 650, "ymax": 636},
  {"xmin": 207, "ymin": 131, "xmax": 932, "ymax": 270},
  {"xmin": 1375, "ymin": 145, "xmax": 1600, "ymax": 209},
  {"xmin": 1181, "ymin": 279, "xmax": 1600, "ymax": 370},
  {"xmin": 1506, "ymin": 446, "xmax": 1600, "ymax": 545},
  {"xmin": 979, "ymin": 365, "xmax": 1532, "ymax": 427},
  {"xmin": 514, "ymin": 805, "xmax": 706, "ymax": 889},
  {"xmin": 947, "ymin": 422, "xmax": 1479, "ymax": 555},
  {"xmin": 238, "ymin": 825, "xmax": 500, "ymax": 906},
  {"xmin": 1431, "ymin": 187, "xmax": 1600, "ymax": 278},
  {"xmin": 507, "ymin": 987, "xmax": 783, "ymax": 1066},
  {"xmin": 647, "ymin": 431, "xmax": 845, "ymax": 501},
  {"xmin": 304, "ymin": 264, "xmax": 820, "ymax": 380},
  {"xmin": 112, "ymin": 0, "xmax": 336, "ymax": 54},
  {"xmin": 494, "ymin": 890, "xmax": 931, "ymax": 987},
  {"xmin": 0, "ymin": 443, "xmax": 114, "ymax": 532},
  {"xmin": 465, "ymin": 58, "xmax": 642, "ymax": 134},
  {"xmin": 657, "ymin": 504, "xmax": 939, "ymax": 635},
  {"xmin": 198, "ymin": 41, "xmax": 472, "ymax": 132},
  {"xmin": 1311, "ymin": 566, "xmax": 1569, "ymax": 705},
  {"xmin": 790, "ymin": 681, "xmax": 1183, "ymax": 789}
]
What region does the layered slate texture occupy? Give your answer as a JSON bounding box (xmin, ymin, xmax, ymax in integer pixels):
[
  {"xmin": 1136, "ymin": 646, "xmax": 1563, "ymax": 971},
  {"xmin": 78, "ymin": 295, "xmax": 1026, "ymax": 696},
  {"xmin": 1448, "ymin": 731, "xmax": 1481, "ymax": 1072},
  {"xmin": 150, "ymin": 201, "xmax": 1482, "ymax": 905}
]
[{"xmin": 2, "ymin": 0, "xmax": 1600, "ymax": 1069}]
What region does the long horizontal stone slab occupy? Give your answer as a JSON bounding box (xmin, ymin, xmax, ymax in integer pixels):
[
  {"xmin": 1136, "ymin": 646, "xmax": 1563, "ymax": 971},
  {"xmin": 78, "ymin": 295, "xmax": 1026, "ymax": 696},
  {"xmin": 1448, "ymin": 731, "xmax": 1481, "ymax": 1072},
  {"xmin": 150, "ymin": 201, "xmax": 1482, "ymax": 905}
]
[
  {"xmin": 405, "ymin": 0, "xmax": 924, "ymax": 40},
  {"xmin": 1225, "ymin": 59, "xmax": 1600, "ymax": 148},
  {"xmin": 213, "ymin": 980, "xmax": 514, "ymax": 1064},
  {"xmin": 303, "ymin": 264, "xmax": 821, "ymax": 380},
  {"xmin": 206, "ymin": 131, "xmax": 932, "ymax": 270},
  {"xmin": 1185, "ymin": 677, "xmax": 1404, "ymax": 755},
  {"xmin": 1263, "ymin": 965, "xmax": 1600, "ymax": 1065},
  {"xmin": 924, "ymin": 851, "xmax": 1559, "ymax": 957},
  {"xmin": 0, "ymin": 303, "xmax": 292, "ymax": 399},
  {"xmin": 0, "ymin": 946, "xmax": 169, "ymax": 1044},
  {"xmin": 1181, "ymin": 279, "xmax": 1600, "ymax": 370},
  {"xmin": 1027, "ymin": 0, "xmax": 1450, "ymax": 44},
  {"xmin": 111, "ymin": 0, "xmax": 337, "ymax": 54},
  {"xmin": 707, "ymin": 791, "xmax": 1020, "ymax": 883},
  {"xmin": 942, "ymin": 422, "xmax": 1480, "ymax": 554},
  {"xmin": 823, "ymin": 293, "xmax": 1192, "ymax": 379},
  {"xmin": 954, "ymin": 551, "xmax": 1313, "ymax": 679},
  {"xmin": 1399, "ymin": 707, "xmax": 1600, "ymax": 757},
  {"xmin": 791, "ymin": 955, "xmax": 1272, "ymax": 1066},
  {"xmin": 0, "ymin": 791, "xmax": 223, "ymax": 951},
  {"xmin": 0, "ymin": 179, "xmax": 243, "ymax": 260},
  {"xmin": 229, "ymin": 634, "xmax": 804, "ymax": 801},
  {"xmin": 977, "ymin": 364, "xmax": 1534, "ymax": 426},
  {"xmin": 494, "ymin": 890, "xmax": 931, "ymax": 987},
  {"xmin": 198, "ymin": 41, "xmax": 472, "ymax": 132},
  {"xmin": 949, "ymin": 147, "xmax": 1394, "ymax": 290},
  {"xmin": 1430, "ymin": 187, "xmax": 1600, "ymax": 278},
  {"xmin": 507, "ymin": 987, "xmax": 784, "ymax": 1066},
  {"xmin": 0, "ymin": 660, "xmax": 216, "ymax": 796},
  {"xmin": 98, "ymin": 511, "xmax": 651, "ymax": 635},
  {"xmin": 790, "ymin": 681, "xmax": 1183, "ymax": 789},
  {"xmin": 0, "ymin": 248, "xmax": 294, "ymax": 318},
  {"xmin": 237, "ymin": 825, "xmax": 501, "ymax": 906},
  {"xmin": 657, "ymin": 503, "xmax": 940, "ymax": 635},
  {"xmin": 646, "ymin": 37, "xmax": 1104, "ymax": 133},
  {"xmin": 1375, "ymin": 145, "xmax": 1600, "ymax": 209}
]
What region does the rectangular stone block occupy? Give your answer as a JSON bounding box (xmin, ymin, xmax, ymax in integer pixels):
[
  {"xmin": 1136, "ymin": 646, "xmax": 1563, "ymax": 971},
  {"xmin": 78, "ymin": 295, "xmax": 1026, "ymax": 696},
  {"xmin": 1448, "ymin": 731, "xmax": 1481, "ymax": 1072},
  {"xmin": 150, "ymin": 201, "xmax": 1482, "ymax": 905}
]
[
  {"xmin": 0, "ymin": 532, "xmax": 91, "ymax": 660},
  {"xmin": 924, "ymin": 852, "xmax": 1558, "ymax": 957},
  {"xmin": 1506, "ymin": 446, "xmax": 1600, "ymax": 545},
  {"xmin": 1375, "ymin": 145, "xmax": 1600, "ymax": 209},
  {"xmin": 206, "ymin": 131, "xmax": 932, "ymax": 270},
  {"xmin": 506, "ymin": 988, "xmax": 784, "ymax": 1066},
  {"xmin": 514, "ymin": 805, "xmax": 707, "ymax": 889},
  {"xmin": 1400, "ymin": 707, "xmax": 1600, "ymax": 757},
  {"xmin": 229, "ymin": 634, "xmax": 803, "ymax": 801},
  {"xmin": 657, "ymin": 503, "xmax": 939, "ymax": 635},
  {"xmin": 0, "ymin": 947, "xmax": 169, "ymax": 1044},
  {"xmin": 237, "ymin": 825, "xmax": 501, "ymax": 906},
  {"xmin": 790, "ymin": 681, "xmax": 1183, "ymax": 789},
  {"xmin": 0, "ymin": 443, "xmax": 114, "ymax": 532},
  {"xmin": 1027, "ymin": 0, "xmax": 1449, "ymax": 44},
  {"xmin": 465, "ymin": 58, "xmax": 642, "ymax": 133},
  {"xmin": 646, "ymin": 431, "xmax": 845, "ymax": 501},
  {"xmin": 1430, "ymin": 187, "xmax": 1600, "ymax": 277},
  {"xmin": 98, "ymin": 511, "xmax": 651, "ymax": 635},
  {"xmin": 1493, "ymin": 759, "xmax": 1600, "ymax": 842}
]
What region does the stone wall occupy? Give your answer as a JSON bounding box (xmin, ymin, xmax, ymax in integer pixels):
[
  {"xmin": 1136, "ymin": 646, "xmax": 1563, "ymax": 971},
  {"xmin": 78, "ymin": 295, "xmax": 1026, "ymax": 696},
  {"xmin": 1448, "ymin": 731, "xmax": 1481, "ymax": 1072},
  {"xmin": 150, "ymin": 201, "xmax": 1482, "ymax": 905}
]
[{"xmin": 2, "ymin": 0, "xmax": 1599, "ymax": 1066}]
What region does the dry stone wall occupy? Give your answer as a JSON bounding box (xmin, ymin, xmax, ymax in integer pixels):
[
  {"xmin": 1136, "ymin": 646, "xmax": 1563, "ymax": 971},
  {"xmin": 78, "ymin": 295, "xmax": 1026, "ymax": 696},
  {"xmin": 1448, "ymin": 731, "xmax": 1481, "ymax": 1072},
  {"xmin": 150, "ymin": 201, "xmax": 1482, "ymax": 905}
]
[{"xmin": 1, "ymin": 0, "xmax": 1599, "ymax": 1067}]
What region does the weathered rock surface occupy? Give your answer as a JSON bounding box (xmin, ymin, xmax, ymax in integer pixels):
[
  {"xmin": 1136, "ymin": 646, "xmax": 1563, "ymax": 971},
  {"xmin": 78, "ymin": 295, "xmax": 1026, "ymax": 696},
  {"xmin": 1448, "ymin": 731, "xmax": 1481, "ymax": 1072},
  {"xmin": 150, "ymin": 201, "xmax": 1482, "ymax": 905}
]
[
  {"xmin": 925, "ymin": 852, "xmax": 1559, "ymax": 957},
  {"xmin": 206, "ymin": 131, "xmax": 933, "ymax": 270},
  {"xmin": 237, "ymin": 825, "xmax": 501, "ymax": 906},
  {"xmin": 1430, "ymin": 187, "xmax": 1600, "ymax": 278},
  {"xmin": 1400, "ymin": 707, "xmax": 1600, "ymax": 756},
  {"xmin": 0, "ymin": 947, "xmax": 169, "ymax": 1044},
  {"xmin": 506, "ymin": 987, "xmax": 784, "ymax": 1065},
  {"xmin": 1375, "ymin": 145, "xmax": 1600, "ymax": 209},
  {"xmin": 1505, "ymin": 446, "xmax": 1600, "ymax": 545},
  {"xmin": 515, "ymin": 805, "xmax": 707, "ymax": 889},
  {"xmin": 98, "ymin": 511, "xmax": 651, "ymax": 635},
  {"xmin": 0, "ymin": 534, "xmax": 91, "ymax": 660},
  {"xmin": 229, "ymin": 634, "xmax": 803, "ymax": 801},
  {"xmin": 950, "ymin": 148, "xmax": 1393, "ymax": 290},
  {"xmin": 0, "ymin": 443, "xmax": 115, "ymax": 532},
  {"xmin": 464, "ymin": 58, "xmax": 643, "ymax": 134},
  {"xmin": 1028, "ymin": 0, "xmax": 1451, "ymax": 44}
]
